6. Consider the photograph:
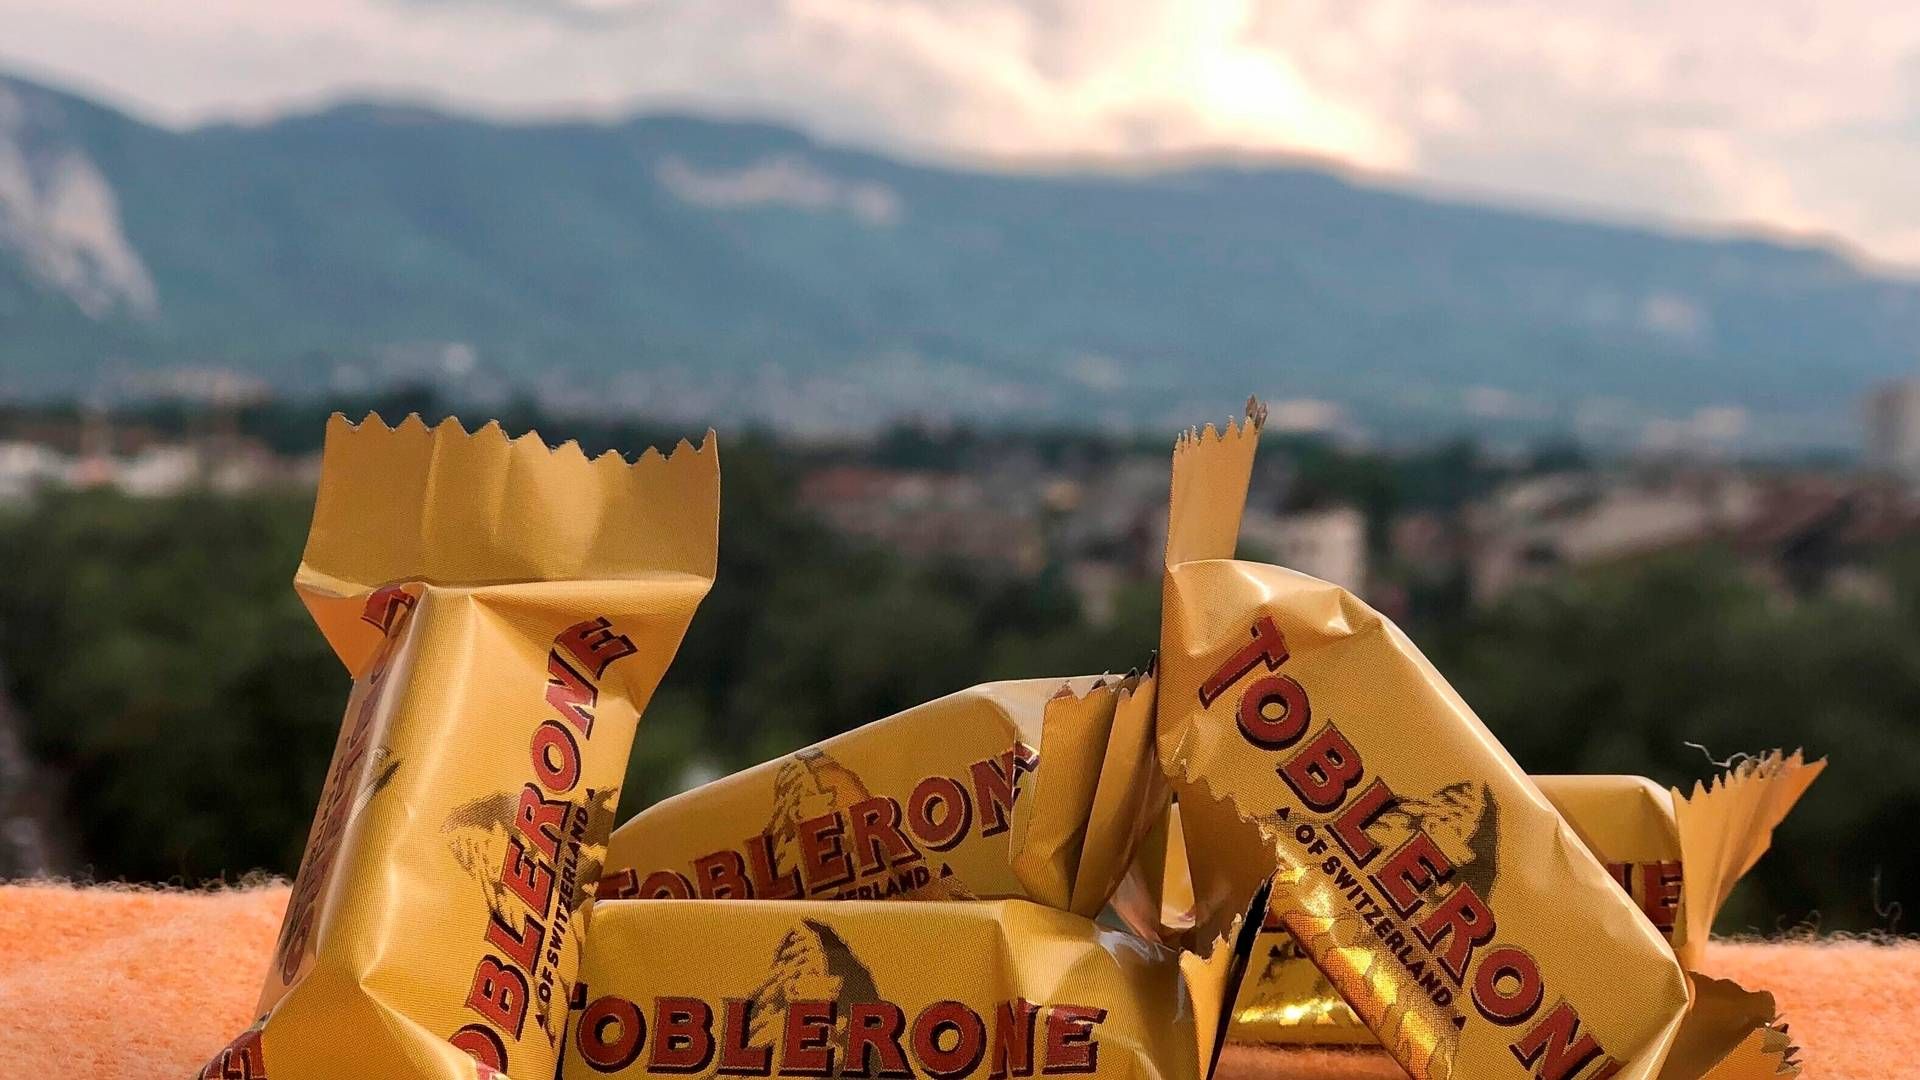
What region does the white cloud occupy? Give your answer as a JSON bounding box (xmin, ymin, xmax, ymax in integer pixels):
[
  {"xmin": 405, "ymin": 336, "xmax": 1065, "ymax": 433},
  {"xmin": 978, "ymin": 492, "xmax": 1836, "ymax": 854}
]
[{"xmin": 2, "ymin": 0, "xmax": 1917, "ymax": 262}]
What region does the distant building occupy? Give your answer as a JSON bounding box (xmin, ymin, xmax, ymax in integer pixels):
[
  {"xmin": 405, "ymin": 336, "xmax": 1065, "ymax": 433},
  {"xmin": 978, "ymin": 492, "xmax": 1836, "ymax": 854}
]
[
  {"xmin": 1730, "ymin": 478, "xmax": 1920, "ymax": 601},
  {"xmin": 0, "ymin": 442, "xmax": 70, "ymax": 503},
  {"xmin": 1464, "ymin": 467, "xmax": 1920, "ymax": 605},
  {"xmin": 1240, "ymin": 506, "xmax": 1368, "ymax": 593},
  {"xmin": 1466, "ymin": 471, "xmax": 1761, "ymax": 602},
  {"xmin": 798, "ymin": 465, "xmax": 1046, "ymax": 574},
  {"xmin": 1865, "ymin": 379, "xmax": 1920, "ymax": 483},
  {"xmin": 111, "ymin": 446, "xmax": 203, "ymax": 497}
]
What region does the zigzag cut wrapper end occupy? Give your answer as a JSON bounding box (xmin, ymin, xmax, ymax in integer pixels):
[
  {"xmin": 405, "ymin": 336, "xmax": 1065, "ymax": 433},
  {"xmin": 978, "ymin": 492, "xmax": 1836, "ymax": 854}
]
[
  {"xmin": 336, "ymin": 410, "xmax": 716, "ymax": 469},
  {"xmin": 1166, "ymin": 396, "xmax": 1266, "ymax": 568},
  {"xmin": 1184, "ymin": 879, "xmax": 1273, "ymax": 1080},
  {"xmin": 298, "ymin": 411, "xmax": 720, "ymax": 673},
  {"xmin": 1661, "ymin": 974, "xmax": 1801, "ymax": 1080},
  {"xmin": 1673, "ymin": 750, "xmax": 1826, "ymax": 959}
]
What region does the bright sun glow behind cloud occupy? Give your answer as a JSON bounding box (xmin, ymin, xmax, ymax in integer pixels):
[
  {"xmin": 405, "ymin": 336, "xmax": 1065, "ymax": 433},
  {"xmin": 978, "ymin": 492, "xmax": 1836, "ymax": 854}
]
[{"xmin": 3, "ymin": 0, "xmax": 1917, "ymax": 263}]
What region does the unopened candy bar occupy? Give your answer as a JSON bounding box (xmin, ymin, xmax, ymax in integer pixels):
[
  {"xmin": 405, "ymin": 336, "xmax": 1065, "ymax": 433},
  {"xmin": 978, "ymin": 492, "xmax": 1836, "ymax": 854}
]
[
  {"xmin": 199, "ymin": 415, "xmax": 720, "ymax": 1080},
  {"xmin": 1154, "ymin": 405, "xmax": 1798, "ymax": 1079},
  {"xmin": 597, "ymin": 671, "xmax": 1164, "ymax": 919},
  {"xmin": 562, "ymin": 897, "xmax": 1245, "ymax": 1080}
]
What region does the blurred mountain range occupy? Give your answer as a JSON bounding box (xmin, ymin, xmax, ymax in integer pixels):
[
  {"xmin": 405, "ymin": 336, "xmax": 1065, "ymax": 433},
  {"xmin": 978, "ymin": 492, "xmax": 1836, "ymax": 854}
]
[{"xmin": 3, "ymin": 72, "xmax": 1917, "ymax": 449}]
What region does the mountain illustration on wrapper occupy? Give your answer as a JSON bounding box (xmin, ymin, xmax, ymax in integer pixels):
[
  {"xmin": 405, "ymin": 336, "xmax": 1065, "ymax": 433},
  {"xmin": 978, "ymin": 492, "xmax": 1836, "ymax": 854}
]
[{"xmin": 744, "ymin": 920, "xmax": 887, "ymax": 1078}]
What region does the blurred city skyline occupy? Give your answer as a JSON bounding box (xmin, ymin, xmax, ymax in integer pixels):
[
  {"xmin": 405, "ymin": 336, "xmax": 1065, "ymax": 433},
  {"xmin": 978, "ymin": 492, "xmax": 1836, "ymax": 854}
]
[{"xmin": 3, "ymin": 0, "xmax": 1918, "ymax": 266}]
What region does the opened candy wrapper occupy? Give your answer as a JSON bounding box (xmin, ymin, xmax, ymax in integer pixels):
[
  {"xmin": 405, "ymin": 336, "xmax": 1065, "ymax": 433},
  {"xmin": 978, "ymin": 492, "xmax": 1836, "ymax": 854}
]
[{"xmin": 201, "ymin": 415, "xmax": 719, "ymax": 1080}]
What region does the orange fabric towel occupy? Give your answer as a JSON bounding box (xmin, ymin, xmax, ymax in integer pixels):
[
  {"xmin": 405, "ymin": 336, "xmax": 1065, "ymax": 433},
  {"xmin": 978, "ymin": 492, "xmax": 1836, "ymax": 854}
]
[{"xmin": 0, "ymin": 882, "xmax": 1909, "ymax": 1078}]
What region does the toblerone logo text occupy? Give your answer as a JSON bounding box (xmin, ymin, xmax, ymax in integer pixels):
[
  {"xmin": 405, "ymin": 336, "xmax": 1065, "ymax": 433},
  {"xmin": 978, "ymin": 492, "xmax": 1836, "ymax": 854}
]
[
  {"xmin": 599, "ymin": 747, "xmax": 1037, "ymax": 902},
  {"xmin": 1203, "ymin": 616, "xmax": 1622, "ymax": 1080},
  {"xmin": 1603, "ymin": 862, "xmax": 1682, "ymax": 937},
  {"xmin": 573, "ymin": 993, "xmax": 1108, "ymax": 1078},
  {"xmin": 450, "ymin": 616, "xmax": 639, "ymax": 1076}
]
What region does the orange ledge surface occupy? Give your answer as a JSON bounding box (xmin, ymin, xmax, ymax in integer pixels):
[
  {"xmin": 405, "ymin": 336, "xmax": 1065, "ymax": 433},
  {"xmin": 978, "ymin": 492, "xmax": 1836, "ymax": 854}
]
[{"xmin": 1, "ymin": 883, "xmax": 1910, "ymax": 1078}]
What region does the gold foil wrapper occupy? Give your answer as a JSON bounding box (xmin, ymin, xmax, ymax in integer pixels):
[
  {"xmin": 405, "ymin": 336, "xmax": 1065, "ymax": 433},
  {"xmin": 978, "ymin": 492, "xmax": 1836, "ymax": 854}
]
[
  {"xmin": 597, "ymin": 670, "xmax": 1164, "ymax": 919},
  {"xmin": 561, "ymin": 898, "xmax": 1243, "ymax": 1080},
  {"xmin": 199, "ymin": 415, "xmax": 721, "ymax": 1080},
  {"xmin": 1152, "ymin": 406, "xmax": 1798, "ymax": 1080},
  {"xmin": 199, "ymin": 400, "xmax": 1814, "ymax": 1080},
  {"xmin": 1225, "ymin": 754, "xmax": 1823, "ymax": 1046}
]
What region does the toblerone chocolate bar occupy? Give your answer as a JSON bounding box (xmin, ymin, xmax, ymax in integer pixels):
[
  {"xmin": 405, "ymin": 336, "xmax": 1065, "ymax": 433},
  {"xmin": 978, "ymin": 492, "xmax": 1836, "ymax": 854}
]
[
  {"xmin": 596, "ymin": 670, "xmax": 1167, "ymax": 920},
  {"xmin": 562, "ymin": 898, "xmax": 1252, "ymax": 1080},
  {"xmin": 1225, "ymin": 756, "xmax": 1823, "ymax": 1045},
  {"xmin": 1153, "ymin": 401, "xmax": 1801, "ymax": 1079},
  {"xmin": 199, "ymin": 415, "xmax": 720, "ymax": 1080}
]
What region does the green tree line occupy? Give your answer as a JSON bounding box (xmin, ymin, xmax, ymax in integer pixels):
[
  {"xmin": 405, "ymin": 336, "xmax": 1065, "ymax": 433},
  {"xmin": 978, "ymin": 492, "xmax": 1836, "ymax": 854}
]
[{"xmin": 0, "ymin": 419, "xmax": 1910, "ymax": 935}]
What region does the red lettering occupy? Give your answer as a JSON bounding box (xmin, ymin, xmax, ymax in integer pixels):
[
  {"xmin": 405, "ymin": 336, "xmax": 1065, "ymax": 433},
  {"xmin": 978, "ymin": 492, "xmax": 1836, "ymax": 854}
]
[
  {"xmin": 279, "ymin": 912, "xmax": 311, "ymax": 985},
  {"xmin": 1604, "ymin": 861, "xmax": 1631, "ymax": 892},
  {"xmin": 1040, "ymin": 1005, "xmax": 1105, "ymax": 1074},
  {"xmin": 531, "ymin": 719, "xmax": 582, "ymax": 793},
  {"xmin": 1472, "ymin": 946, "xmax": 1545, "ymax": 1025},
  {"xmin": 783, "ymin": 1001, "xmax": 836, "ymax": 1076},
  {"xmin": 1371, "ymin": 833, "xmax": 1456, "ymax": 917},
  {"xmin": 1511, "ymin": 1001, "xmax": 1614, "ymax": 1080},
  {"xmin": 650, "ymin": 997, "xmax": 716, "ymax": 1073},
  {"xmin": 201, "ymin": 1030, "xmax": 270, "ymax": 1080},
  {"xmin": 545, "ymin": 652, "xmax": 598, "ymax": 736},
  {"xmin": 359, "ymin": 585, "xmax": 416, "ymax": 631},
  {"xmin": 483, "ymin": 910, "xmax": 543, "ymax": 972},
  {"xmin": 640, "ymin": 870, "xmax": 695, "ymax": 899},
  {"xmin": 576, "ymin": 996, "xmax": 645, "ymax": 1073},
  {"xmin": 515, "ymin": 784, "xmax": 568, "ymax": 861},
  {"xmin": 849, "ymin": 797, "xmax": 922, "ymax": 875},
  {"xmin": 906, "ymin": 777, "xmax": 972, "ymax": 851},
  {"xmin": 1416, "ymin": 883, "xmax": 1497, "ymax": 985},
  {"xmin": 502, "ymin": 838, "xmax": 555, "ymax": 915},
  {"xmin": 556, "ymin": 616, "xmax": 637, "ymax": 678},
  {"xmin": 597, "ymin": 869, "xmax": 640, "ymax": 900},
  {"xmin": 465, "ymin": 956, "xmax": 528, "ymax": 1038},
  {"xmin": 797, "ymin": 813, "xmax": 855, "ymax": 895},
  {"xmin": 1236, "ymin": 674, "xmax": 1312, "ymax": 749},
  {"xmin": 913, "ymin": 1001, "xmax": 988, "ymax": 1080},
  {"xmin": 693, "ymin": 849, "xmax": 754, "ymax": 899},
  {"xmin": 1329, "ymin": 779, "xmax": 1396, "ymax": 867},
  {"xmin": 989, "ymin": 999, "xmax": 1038, "ymax": 1080},
  {"xmin": 1200, "ymin": 615, "xmax": 1290, "ymax": 707},
  {"xmin": 845, "ymin": 1002, "xmax": 911, "ymax": 1078},
  {"xmin": 1640, "ymin": 861, "xmax": 1682, "ymax": 933},
  {"xmin": 451, "ymin": 1025, "xmax": 508, "ymax": 1073},
  {"xmin": 970, "ymin": 754, "xmax": 1021, "ymax": 838},
  {"xmin": 1278, "ymin": 723, "xmax": 1365, "ymax": 811},
  {"xmin": 718, "ymin": 999, "xmax": 772, "ymax": 1076},
  {"xmin": 745, "ymin": 833, "xmax": 801, "ymax": 899}
]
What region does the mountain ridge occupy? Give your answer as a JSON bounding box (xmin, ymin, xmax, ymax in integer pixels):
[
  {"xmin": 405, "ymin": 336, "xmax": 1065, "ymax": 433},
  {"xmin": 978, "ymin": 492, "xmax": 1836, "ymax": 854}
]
[{"xmin": 1, "ymin": 71, "xmax": 1914, "ymax": 448}]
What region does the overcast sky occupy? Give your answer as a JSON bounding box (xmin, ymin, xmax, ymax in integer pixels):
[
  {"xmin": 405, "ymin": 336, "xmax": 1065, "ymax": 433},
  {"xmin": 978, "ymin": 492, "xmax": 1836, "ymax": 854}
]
[{"xmin": 5, "ymin": 0, "xmax": 1918, "ymax": 266}]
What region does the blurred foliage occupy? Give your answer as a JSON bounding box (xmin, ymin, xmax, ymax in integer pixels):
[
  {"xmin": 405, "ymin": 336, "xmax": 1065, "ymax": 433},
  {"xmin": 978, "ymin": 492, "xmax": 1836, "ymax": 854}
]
[
  {"xmin": 0, "ymin": 490, "xmax": 344, "ymax": 882},
  {"xmin": 0, "ymin": 431, "xmax": 1163, "ymax": 884},
  {"xmin": 1432, "ymin": 549, "xmax": 1920, "ymax": 936},
  {"xmin": 0, "ymin": 414, "xmax": 1913, "ymax": 936}
]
